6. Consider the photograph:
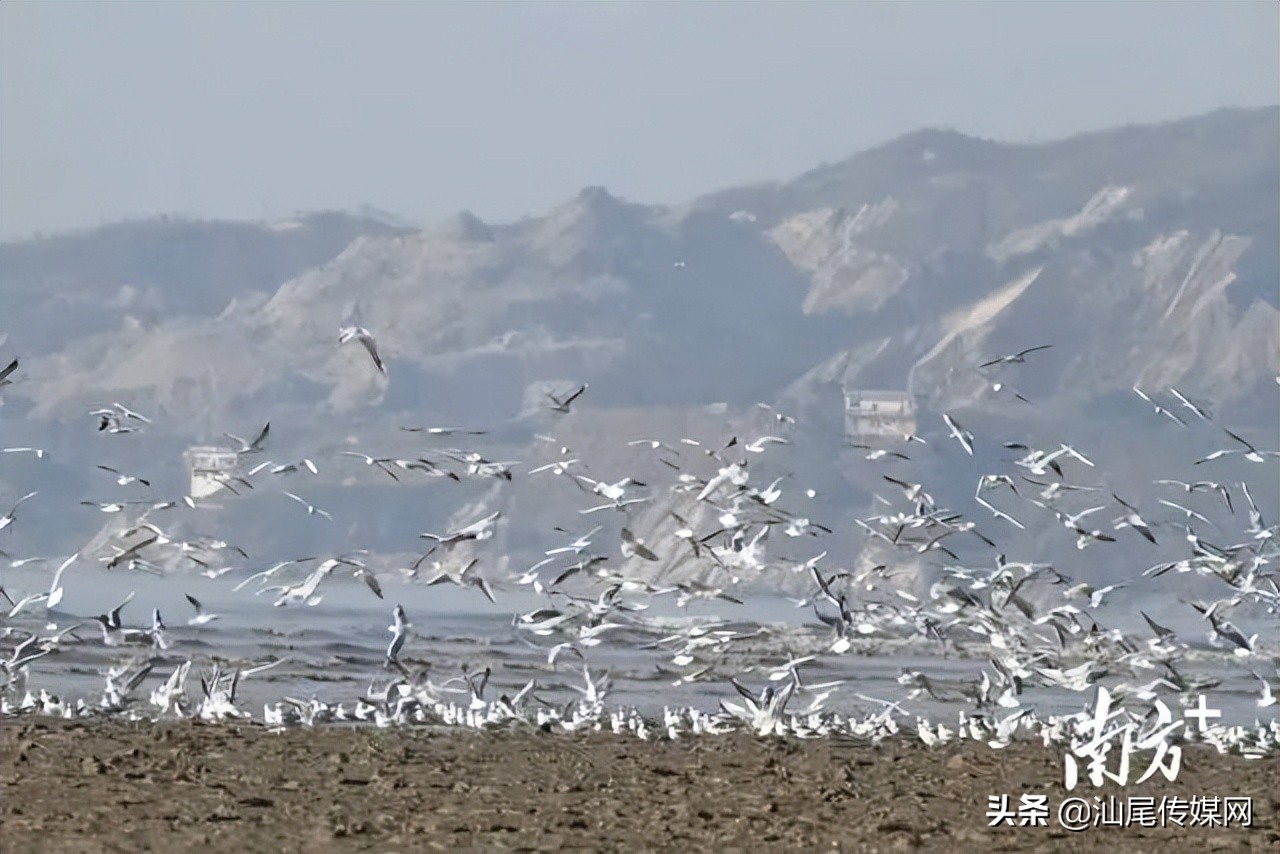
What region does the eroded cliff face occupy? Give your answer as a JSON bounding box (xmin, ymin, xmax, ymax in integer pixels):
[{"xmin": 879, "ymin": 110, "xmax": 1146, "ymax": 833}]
[
  {"xmin": 764, "ymin": 156, "xmax": 1275, "ymax": 425},
  {"xmin": 767, "ymin": 201, "xmax": 910, "ymax": 315},
  {"xmin": 12, "ymin": 109, "xmax": 1276, "ymax": 432},
  {"xmin": 0, "ymin": 109, "xmax": 1275, "ymax": 575},
  {"xmin": 986, "ymin": 185, "xmax": 1136, "ymax": 262}
]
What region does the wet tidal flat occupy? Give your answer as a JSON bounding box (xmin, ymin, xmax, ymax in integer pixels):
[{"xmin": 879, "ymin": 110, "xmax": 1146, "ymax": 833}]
[{"xmin": 2, "ymin": 719, "xmax": 1277, "ymax": 852}]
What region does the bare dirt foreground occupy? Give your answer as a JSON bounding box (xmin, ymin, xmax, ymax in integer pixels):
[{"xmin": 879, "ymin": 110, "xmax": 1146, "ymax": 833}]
[{"xmin": 2, "ymin": 720, "xmax": 1275, "ymax": 853}]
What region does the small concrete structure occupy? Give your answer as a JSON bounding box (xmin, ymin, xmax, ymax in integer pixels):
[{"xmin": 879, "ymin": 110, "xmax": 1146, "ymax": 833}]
[
  {"xmin": 183, "ymin": 445, "xmax": 239, "ymax": 500},
  {"xmin": 843, "ymin": 388, "xmax": 917, "ymax": 441}
]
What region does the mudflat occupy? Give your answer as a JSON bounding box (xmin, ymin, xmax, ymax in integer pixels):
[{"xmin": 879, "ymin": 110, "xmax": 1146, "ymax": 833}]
[{"xmin": 2, "ymin": 719, "xmax": 1275, "ymax": 853}]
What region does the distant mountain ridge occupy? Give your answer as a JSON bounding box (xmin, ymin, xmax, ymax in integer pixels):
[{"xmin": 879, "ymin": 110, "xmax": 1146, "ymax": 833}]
[{"xmin": 0, "ymin": 106, "xmax": 1275, "ymax": 573}]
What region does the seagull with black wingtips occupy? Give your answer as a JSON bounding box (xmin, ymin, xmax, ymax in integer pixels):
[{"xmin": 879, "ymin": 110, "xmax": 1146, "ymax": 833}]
[
  {"xmin": 423, "ymin": 557, "xmax": 496, "ymax": 604},
  {"xmin": 400, "ymin": 425, "xmax": 488, "ymax": 436},
  {"xmin": 338, "ymin": 325, "xmax": 386, "ymax": 374},
  {"xmin": 420, "ymin": 510, "xmax": 501, "ymax": 548},
  {"xmin": 1111, "ymin": 494, "xmax": 1158, "ymax": 545},
  {"xmin": 1154, "ymin": 479, "xmax": 1233, "ymax": 514},
  {"xmin": 0, "ymin": 491, "xmax": 37, "ymax": 533},
  {"xmin": 1132, "ymin": 386, "xmax": 1186, "ymax": 427},
  {"xmin": 96, "ymin": 465, "xmax": 151, "ymax": 488},
  {"xmin": 184, "ymin": 593, "xmax": 221, "ymax": 626},
  {"xmin": 547, "ymin": 383, "xmax": 588, "ymax": 414},
  {"xmin": 386, "ymin": 604, "xmax": 411, "ymax": 666},
  {"xmin": 1168, "ymin": 387, "xmax": 1213, "ymax": 423},
  {"xmin": 942, "ymin": 412, "xmax": 975, "ymax": 456},
  {"xmin": 1195, "ymin": 427, "xmax": 1280, "ymax": 465},
  {"xmin": 225, "ymin": 421, "xmax": 270, "ymax": 455},
  {"xmin": 281, "ymin": 491, "xmax": 333, "ymax": 521},
  {"xmin": 1156, "ymin": 498, "xmax": 1219, "ymax": 530},
  {"xmin": 978, "ymin": 344, "xmax": 1051, "ymax": 368},
  {"xmin": 620, "ymin": 527, "xmax": 660, "ymax": 562}
]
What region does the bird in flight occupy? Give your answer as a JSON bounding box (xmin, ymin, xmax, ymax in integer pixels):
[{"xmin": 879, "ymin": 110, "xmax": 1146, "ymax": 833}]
[
  {"xmin": 400, "ymin": 426, "xmax": 488, "ymax": 436},
  {"xmin": 0, "ymin": 491, "xmax": 37, "ymax": 533},
  {"xmin": 281, "ymin": 491, "xmax": 333, "ymax": 521},
  {"xmin": 96, "ymin": 465, "xmax": 151, "ymax": 488},
  {"xmin": 1132, "ymin": 386, "xmax": 1186, "ymax": 427},
  {"xmin": 1195, "ymin": 427, "xmax": 1279, "ymax": 465},
  {"xmin": 387, "ymin": 604, "xmax": 411, "ymax": 666},
  {"xmin": 547, "ymin": 383, "xmax": 588, "ymax": 414},
  {"xmin": 978, "ymin": 345, "xmax": 1051, "ymax": 368},
  {"xmin": 225, "ymin": 422, "xmax": 270, "ymax": 455},
  {"xmin": 942, "ymin": 413, "xmax": 975, "ymax": 456},
  {"xmin": 339, "ymin": 326, "xmax": 386, "ymax": 375}
]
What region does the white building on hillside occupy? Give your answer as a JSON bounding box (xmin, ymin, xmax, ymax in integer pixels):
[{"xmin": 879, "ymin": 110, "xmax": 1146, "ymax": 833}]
[
  {"xmin": 183, "ymin": 445, "xmax": 239, "ymax": 501},
  {"xmin": 843, "ymin": 388, "xmax": 917, "ymax": 441}
]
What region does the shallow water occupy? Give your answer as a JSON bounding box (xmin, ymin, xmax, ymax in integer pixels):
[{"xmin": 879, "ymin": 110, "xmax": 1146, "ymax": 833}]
[{"xmin": 2, "ymin": 558, "xmax": 1276, "ymax": 730}]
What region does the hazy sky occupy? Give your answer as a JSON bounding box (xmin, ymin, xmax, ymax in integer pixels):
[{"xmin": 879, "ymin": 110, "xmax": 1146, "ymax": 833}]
[{"xmin": 2, "ymin": 2, "xmax": 1276, "ymax": 239}]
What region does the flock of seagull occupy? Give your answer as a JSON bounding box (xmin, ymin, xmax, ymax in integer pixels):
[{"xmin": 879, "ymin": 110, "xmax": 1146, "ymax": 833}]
[{"xmin": 0, "ymin": 335, "xmax": 1278, "ymax": 764}]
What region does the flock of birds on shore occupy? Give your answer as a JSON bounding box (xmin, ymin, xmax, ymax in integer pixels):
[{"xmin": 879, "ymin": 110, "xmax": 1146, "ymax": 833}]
[{"xmin": 0, "ymin": 335, "xmax": 1278, "ymax": 762}]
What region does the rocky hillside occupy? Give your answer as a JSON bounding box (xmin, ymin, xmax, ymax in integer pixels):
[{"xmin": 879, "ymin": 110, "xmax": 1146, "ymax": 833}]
[{"xmin": 0, "ymin": 107, "xmax": 1275, "ymax": 581}]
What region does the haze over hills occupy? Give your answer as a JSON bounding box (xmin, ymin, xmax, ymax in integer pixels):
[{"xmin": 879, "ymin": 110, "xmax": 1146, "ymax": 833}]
[{"xmin": 0, "ymin": 106, "xmax": 1276, "ymax": 588}]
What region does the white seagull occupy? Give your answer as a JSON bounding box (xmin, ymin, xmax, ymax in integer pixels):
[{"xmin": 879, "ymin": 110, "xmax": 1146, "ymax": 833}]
[
  {"xmin": 620, "ymin": 527, "xmax": 660, "ymax": 562},
  {"xmin": 1, "ymin": 447, "xmax": 46, "ymax": 459},
  {"xmin": 0, "ymin": 491, "xmax": 37, "ymax": 532},
  {"xmin": 224, "ymin": 422, "xmax": 270, "ymax": 455},
  {"xmin": 281, "ymin": 491, "xmax": 333, "ymax": 521},
  {"xmin": 338, "ymin": 325, "xmax": 386, "ymax": 374},
  {"xmin": 420, "ymin": 511, "xmax": 501, "ymax": 548},
  {"xmin": 96, "ymin": 465, "xmax": 151, "ymax": 488},
  {"xmin": 184, "ymin": 593, "xmax": 221, "ymax": 626},
  {"xmin": 387, "ymin": 604, "xmax": 411, "ymax": 665},
  {"xmin": 978, "ymin": 345, "xmax": 1051, "ymax": 368},
  {"xmin": 1132, "ymin": 386, "xmax": 1186, "ymax": 427},
  {"xmin": 943, "ymin": 413, "xmax": 975, "ymax": 456},
  {"xmin": 1195, "ymin": 428, "xmax": 1279, "ymax": 465}
]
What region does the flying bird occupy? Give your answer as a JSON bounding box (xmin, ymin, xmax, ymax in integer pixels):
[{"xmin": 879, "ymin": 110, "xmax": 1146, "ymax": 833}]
[
  {"xmin": 423, "ymin": 557, "xmax": 496, "ymax": 603},
  {"xmin": 1168, "ymin": 387, "xmax": 1212, "ymax": 423},
  {"xmin": 547, "ymin": 384, "xmax": 588, "ymax": 414},
  {"xmin": 0, "ymin": 491, "xmax": 37, "ymax": 533},
  {"xmin": 849, "ymin": 443, "xmax": 911, "ymax": 461},
  {"xmin": 281, "ymin": 491, "xmax": 333, "ymax": 521},
  {"xmin": 420, "ymin": 511, "xmax": 501, "ymax": 548},
  {"xmin": 249, "ymin": 458, "xmax": 319, "ymax": 477},
  {"xmin": 1154, "ymin": 479, "xmax": 1233, "ymax": 514},
  {"xmin": 338, "ymin": 326, "xmax": 386, "ymax": 374},
  {"xmin": 400, "ymin": 426, "xmax": 488, "ymax": 436},
  {"xmin": 184, "ymin": 594, "xmax": 221, "ymax": 626},
  {"xmin": 1, "ymin": 447, "xmax": 46, "ymax": 459},
  {"xmin": 1195, "ymin": 427, "xmax": 1279, "ymax": 465},
  {"xmin": 1132, "ymin": 386, "xmax": 1186, "ymax": 427},
  {"xmin": 96, "ymin": 465, "xmax": 151, "ymax": 488},
  {"xmin": 942, "ymin": 413, "xmax": 975, "ymax": 456},
  {"xmin": 989, "ymin": 381, "xmax": 1033, "ymax": 405},
  {"xmin": 978, "ymin": 345, "xmax": 1051, "ymax": 368},
  {"xmin": 620, "ymin": 527, "xmax": 660, "ymax": 562},
  {"xmin": 91, "ymin": 403, "xmax": 152, "ymax": 432},
  {"xmin": 387, "ymin": 604, "xmax": 411, "ymax": 665},
  {"xmin": 1111, "ymin": 494, "xmax": 1158, "ymax": 545},
  {"xmin": 744, "ymin": 436, "xmax": 790, "ymax": 453},
  {"xmin": 225, "ymin": 422, "xmax": 270, "ymax": 455},
  {"xmin": 355, "ymin": 566, "xmax": 384, "ymax": 600}
]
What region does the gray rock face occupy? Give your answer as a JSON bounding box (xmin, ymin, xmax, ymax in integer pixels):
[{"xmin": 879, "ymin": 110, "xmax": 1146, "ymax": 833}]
[{"xmin": 0, "ymin": 107, "xmax": 1275, "ymax": 584}]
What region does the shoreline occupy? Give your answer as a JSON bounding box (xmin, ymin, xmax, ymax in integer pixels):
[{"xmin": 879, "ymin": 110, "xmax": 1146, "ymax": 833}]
[{"xmin": 3, "ymin": 719, "xmax": 1276, "ymax": 852}]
